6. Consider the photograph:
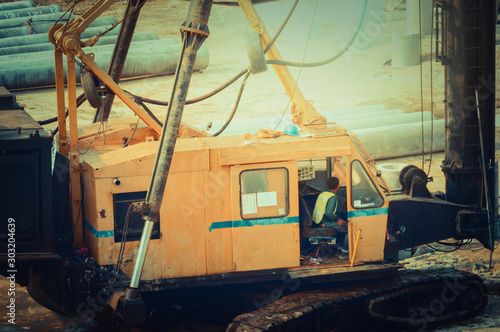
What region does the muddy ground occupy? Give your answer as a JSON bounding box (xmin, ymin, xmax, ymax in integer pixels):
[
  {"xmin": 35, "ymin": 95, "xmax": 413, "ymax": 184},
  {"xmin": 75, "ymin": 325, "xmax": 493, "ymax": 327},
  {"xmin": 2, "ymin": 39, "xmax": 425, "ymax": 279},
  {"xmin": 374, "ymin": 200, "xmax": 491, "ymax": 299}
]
[{"xmin": 1, "ymin": 0, "xmax": 500, "ymax": 331}]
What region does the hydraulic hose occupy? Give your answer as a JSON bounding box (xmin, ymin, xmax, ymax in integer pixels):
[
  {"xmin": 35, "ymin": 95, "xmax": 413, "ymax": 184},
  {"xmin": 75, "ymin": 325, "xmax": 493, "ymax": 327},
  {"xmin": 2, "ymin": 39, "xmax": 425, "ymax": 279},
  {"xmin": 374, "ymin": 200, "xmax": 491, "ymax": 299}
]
[
  {"xmin": 39, "ymin": 0, "xmax": 367, "ymax": 133},
  {"xmin": 266, "ymin": 0, "xmax": 368, "ymax": 68},
  {"xmin": 133, "ymin": 68, "xmax": 248, "ymax": 106},
  {"xmin": 263, "ymin": 0, "xmax": 299, "ymax": 54},
  {"xmin": 133, "ymin": 0, "xmax": 367, "ymax": 107},
  {"xmin": 212, "ymin": 70, "xmax": 251, "ymax": 136},
  {"xmin": 129, "ymin": 0, "xmax": 300, "ymax": 108},
  {"xmin": 133, "ymin": 0, "xmax": 301, "ymax": 137}
]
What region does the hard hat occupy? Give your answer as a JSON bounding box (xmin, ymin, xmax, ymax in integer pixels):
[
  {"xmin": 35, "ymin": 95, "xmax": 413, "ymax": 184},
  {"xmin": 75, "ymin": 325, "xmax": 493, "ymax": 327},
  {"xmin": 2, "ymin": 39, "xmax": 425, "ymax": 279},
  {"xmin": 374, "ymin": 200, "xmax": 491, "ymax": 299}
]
[{"xmin": 284, "ymin": 124, "xmax": 299, "ymax": 136}]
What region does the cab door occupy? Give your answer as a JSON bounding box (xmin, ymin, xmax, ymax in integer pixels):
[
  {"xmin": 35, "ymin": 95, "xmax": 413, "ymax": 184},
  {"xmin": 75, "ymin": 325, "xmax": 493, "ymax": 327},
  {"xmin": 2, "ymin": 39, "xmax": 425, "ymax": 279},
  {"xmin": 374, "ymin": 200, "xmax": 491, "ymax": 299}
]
[
  {"xmin": 347, "ymin": 159, "xmax": 389, "ymax": 264},
  {"xmin": 230, "ymin": 161, "xmax": 300, "ymax": 271}
]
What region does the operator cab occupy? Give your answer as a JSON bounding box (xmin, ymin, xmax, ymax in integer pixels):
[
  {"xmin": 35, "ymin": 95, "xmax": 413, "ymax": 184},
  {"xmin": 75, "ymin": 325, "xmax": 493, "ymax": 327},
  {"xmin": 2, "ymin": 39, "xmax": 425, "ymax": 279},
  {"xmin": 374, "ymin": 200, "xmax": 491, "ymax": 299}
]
[
  {"xmin": 297, "ymin": 158, "xmax": 348, "ymax": 263},
  {"xmin": 297, "ymin": 156, "xmax": 388, "ymax": 265}
]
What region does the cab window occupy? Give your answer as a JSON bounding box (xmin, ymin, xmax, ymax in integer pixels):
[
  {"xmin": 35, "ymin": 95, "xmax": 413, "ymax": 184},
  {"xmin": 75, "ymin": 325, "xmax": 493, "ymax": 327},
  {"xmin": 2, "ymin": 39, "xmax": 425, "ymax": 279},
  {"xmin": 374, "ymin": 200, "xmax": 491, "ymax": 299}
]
[
  {"xmin": 351, "ymin": 160, "xmax": 384, "ymax": 209},
  {"xmin": 240, "ymin": 168, "xmax": 289, "ymax": 219}
]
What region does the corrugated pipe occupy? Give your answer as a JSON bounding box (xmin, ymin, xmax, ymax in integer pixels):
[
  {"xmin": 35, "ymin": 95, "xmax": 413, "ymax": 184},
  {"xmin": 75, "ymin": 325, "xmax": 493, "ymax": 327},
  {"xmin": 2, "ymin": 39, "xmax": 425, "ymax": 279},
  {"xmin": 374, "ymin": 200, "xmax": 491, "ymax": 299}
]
[
  {"xmin": 0, "ymin": 5, "xmax": 63, "ymax": 20},
  {"xmin": 0, "ymin": 39, "xmax": 209, "ymax": 90},
  {"xmin": 0, "ymin": 31, "xmax": 159, "ymax": 56},
  {"xmin": 0, "ymin": 1, "xmax": 35, "ymax": 12}
]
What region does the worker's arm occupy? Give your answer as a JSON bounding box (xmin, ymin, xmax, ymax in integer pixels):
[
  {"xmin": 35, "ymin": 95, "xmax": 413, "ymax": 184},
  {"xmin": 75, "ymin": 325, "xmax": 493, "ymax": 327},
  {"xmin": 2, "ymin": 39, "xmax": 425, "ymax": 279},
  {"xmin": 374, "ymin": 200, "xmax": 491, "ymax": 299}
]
[
  {"xmin": 323, "ymin": 196, "xmax": 339, "ymax": 222},
  {"xmin": 322, "ymin": 196, "xmax": 347, "ymax": 227}
]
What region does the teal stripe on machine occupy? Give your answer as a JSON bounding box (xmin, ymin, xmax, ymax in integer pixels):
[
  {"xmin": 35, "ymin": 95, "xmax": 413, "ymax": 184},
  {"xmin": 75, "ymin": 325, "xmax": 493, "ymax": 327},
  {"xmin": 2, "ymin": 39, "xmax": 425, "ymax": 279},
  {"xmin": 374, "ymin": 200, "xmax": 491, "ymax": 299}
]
[
  {"xmin": 208, "ymin": 220, "xmax": 232, "ymax": 232},
  {"xmin": 347, "ymin": 207, "xmax": 389, "ymax": 218},
  {"xmin": 209, "ymin": 216, "xmax": 299, "ymax": 232},
  {"xmin": 84, "ymin": 219, "xmax": 114, "ymax": 238}
]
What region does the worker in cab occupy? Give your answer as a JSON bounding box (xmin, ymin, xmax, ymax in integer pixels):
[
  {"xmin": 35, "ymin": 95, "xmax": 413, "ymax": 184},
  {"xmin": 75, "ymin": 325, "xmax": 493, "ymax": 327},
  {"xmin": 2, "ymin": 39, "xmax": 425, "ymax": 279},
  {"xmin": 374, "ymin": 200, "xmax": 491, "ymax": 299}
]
[{"xmin": 312, "ymin": 176, "xmax": 349, "ymax": 259}]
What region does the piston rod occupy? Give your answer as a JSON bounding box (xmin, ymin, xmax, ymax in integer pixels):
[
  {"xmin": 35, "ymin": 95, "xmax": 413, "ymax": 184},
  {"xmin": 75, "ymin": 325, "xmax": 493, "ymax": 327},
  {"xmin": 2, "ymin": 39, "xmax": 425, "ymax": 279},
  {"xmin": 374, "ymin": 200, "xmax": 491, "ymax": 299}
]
[{"xmin": 126, "ymin": 0, "xmax": 213, "ymax": 294}]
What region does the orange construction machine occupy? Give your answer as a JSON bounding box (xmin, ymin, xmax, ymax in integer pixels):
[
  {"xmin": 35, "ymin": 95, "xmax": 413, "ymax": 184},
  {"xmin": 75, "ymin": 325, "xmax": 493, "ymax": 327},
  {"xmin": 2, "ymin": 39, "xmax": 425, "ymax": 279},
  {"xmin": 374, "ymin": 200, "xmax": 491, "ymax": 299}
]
[{"xmin": 0, "ymin": 0, "xmax": 497, "ymax": 330}]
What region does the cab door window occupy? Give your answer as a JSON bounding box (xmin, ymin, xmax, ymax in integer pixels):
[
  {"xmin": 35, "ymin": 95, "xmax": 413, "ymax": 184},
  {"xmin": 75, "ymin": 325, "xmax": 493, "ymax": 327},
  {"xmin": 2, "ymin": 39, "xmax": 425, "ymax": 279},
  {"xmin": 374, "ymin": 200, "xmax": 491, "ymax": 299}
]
[
  {"xmin": 351, "ymin": 160, "xmax": 384, "ymax": 209},
  {"xmin": 240, "ymin": 168, "xmax": 289, "ymax": 219}
]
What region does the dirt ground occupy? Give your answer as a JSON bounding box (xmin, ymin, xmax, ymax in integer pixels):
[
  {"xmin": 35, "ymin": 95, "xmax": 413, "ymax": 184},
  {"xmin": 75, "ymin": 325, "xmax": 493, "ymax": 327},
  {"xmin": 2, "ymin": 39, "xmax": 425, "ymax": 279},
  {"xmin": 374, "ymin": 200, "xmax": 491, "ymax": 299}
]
[{"xmin": 2, "ymin": 0, "xmax": 500, "ymax": 331}]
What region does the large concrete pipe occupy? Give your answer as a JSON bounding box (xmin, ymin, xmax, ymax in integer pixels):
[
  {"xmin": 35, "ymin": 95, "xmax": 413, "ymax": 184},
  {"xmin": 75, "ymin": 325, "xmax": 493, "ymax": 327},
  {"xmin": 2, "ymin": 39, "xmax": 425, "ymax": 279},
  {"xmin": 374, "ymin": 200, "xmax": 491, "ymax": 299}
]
[
  {"xmin": 0, "ymin": 39, "xmax": 209, "ymax": 89},
  {"xmin": 0, "ymin": 1, "xmax": 35, "ymax": 12},
  {"xmin": 392, "ymin": 30, "xmax": 420, "ymax": 67},
  {"xmin": 353, "ymin": 119, "xmax": 445, "ymax": 160},
  {"xmin": 0, "ymin": 26, "xmax": 120, "ymax": 48},
  {"xmin": 0, "ymin": 37, "xmax": 178, "ymax": 62},
  {"xmin": 214, "ymin": 117, "xmax": 443, "ymax": 160},
  {"xmin": 196, "ymin": 107, "xmax": 404, "ymax": 136},
  {"xmin": 0, "ymin": 32, "xmax": 52, "ymax": 47},
  {"xmin": 0, "ymin": 13, "xmax": 117, "ymax": 30},
  {"xmin": 407, "ymin": 0, "xmax": 433, "ymax": 36},
  {"xmin": 0, "ymin": 12, "xmax": 72, "ymax": 30},
  {"xmin": 229, "ymin": 101, "xmax": 388, "ymax": 119},
  {"xmin": 0, "ymin": 5, "xmax": 63, "ymax": 20},
  {"xmin": 325, "ymin": 110, "xmax": 405, "ymax": 123},
  {"xmin": 0, "ymin": 42, "xmax": 56, "ymax": 56},
  {"xmin": 0, "ymin": 32, "xmax": 159, "ymax": 56},
  {"xmin": 191, "ymin": 106, "xmax": 443, "ymax": 159},
  {"xmin": 94, "ymin": 31, "xmax": 159, "ymax": 46},
  {"xmin": 0, "ymin": 17, "xmax": 119, "ymax": 39},
  {"xmin": 337, "ymin": 111, "xmax": 434, "ymax": 130}
]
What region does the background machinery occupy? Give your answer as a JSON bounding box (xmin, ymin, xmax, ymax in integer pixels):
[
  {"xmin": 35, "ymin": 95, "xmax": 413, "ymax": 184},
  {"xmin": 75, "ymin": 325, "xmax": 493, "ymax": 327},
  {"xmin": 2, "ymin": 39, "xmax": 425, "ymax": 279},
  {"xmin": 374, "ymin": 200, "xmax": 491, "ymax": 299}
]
[{"xmin": 0, "ymin": 0, "xmax": 498, "ymax": 330}]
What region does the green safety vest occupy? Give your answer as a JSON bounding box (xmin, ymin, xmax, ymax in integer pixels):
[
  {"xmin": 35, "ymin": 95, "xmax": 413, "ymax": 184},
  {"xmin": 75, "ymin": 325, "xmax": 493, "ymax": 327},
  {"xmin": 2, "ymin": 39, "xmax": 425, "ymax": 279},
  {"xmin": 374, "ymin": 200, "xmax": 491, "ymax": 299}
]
[{"xmin": 312, "ymin": 192, "xmax": 337, "ymax": 224}]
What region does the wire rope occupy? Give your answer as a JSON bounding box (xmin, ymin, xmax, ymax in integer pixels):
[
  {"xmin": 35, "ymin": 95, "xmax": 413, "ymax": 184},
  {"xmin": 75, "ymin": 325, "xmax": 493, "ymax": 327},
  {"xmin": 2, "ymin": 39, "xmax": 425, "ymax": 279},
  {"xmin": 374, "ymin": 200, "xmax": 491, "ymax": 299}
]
[{"xmin": 274, "ymin": 0, "xmax": 320, "ymax": 130}]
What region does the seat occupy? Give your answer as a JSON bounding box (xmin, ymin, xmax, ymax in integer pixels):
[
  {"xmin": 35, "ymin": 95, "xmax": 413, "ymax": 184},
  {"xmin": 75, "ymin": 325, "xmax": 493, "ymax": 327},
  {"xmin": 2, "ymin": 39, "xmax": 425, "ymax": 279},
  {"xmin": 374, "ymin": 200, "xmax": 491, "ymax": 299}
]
[{"xmin": 299, "ymin": 196, "xmax": 337, "ymax": 244}]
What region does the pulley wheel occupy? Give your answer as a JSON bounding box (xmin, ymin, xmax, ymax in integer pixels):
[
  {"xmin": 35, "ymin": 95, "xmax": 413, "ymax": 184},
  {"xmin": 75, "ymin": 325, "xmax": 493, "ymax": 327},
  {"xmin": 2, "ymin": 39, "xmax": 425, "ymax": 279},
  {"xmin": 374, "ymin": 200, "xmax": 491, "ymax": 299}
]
[
  {"xmin": 48, "ymin": 23, "xmax": 63, "ymax": 48},
  {"xmin": 81, "ymin": 68, "xmax": 103, "ymax": 109},
  {"xmin": 402, "ymin": 167, "xmax": 428, "ymax": 192},
  {"xmin": 399, "ymin": 165, "xmax": 418, "ymax": 188}
]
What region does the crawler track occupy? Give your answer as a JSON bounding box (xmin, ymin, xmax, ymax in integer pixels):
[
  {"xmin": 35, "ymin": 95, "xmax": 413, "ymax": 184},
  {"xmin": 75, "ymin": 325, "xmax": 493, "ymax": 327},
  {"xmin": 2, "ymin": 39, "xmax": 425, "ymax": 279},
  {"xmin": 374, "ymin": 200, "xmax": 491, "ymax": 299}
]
[{"xmin": 227, "ymin": 268, "xmax": 488, "ymax": 331}]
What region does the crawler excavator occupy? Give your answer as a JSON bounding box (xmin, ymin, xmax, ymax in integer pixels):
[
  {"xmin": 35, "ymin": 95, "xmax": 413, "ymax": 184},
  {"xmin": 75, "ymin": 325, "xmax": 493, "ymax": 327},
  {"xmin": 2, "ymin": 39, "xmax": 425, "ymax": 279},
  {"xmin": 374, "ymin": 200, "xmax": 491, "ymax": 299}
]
[{"xmin": 0, "ymin": 0, "xmax": 497, "ymax": 330}]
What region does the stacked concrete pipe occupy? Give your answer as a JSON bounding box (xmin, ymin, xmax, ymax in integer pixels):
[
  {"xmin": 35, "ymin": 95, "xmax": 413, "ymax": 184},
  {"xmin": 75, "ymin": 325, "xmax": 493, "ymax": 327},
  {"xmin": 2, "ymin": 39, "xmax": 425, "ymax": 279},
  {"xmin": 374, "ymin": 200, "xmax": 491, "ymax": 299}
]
[
  {"xmin": 355, "ymin": 119, "xmax": 444, "ymax": 160},
  {"xmin": 0, "ymin": 1, "xmax": 35, "ymax": 12},
  {"xmin": 195, "ymin": 105, "xmax": 444, "ymax": 160},
  {"xmin": 0, "ymin": 3, "xmax": 210, "ymax": 90},
  {"xmin": 0, "ymin": 13, "xmax": 117, "ymax": 31},
  {"xmin": 0, "ymin": 16, "xmax": 118, "ymax": 39},
  {"xmin": 337, "ymin": 111, "xmax": 434, "ymax": 131},
  {"xmin": 0, "ymin": 39, "xmax": 209, "ymax": 89},
  {"xmin": 0, "ymin": 31, "xmax": 159, "ymax": 56},
  {"xmin": 0, "ymin": 38, "xmax": 179, "ymax": 62},
  {"xmin": 0, "ymin": 12, "xmax": 73, "ymax": 30},
  {"xmin": 197, "ymin": 104, "xmax": 398, "ymax": 136},
  {"xmin": 0, "ymin": 26, "xmax": 121, "ymax": 48},
  {"xmin": 0, "ymin": 4, "xmax": 63, "ymax": 20}
]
